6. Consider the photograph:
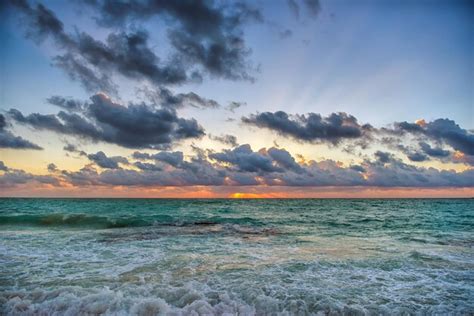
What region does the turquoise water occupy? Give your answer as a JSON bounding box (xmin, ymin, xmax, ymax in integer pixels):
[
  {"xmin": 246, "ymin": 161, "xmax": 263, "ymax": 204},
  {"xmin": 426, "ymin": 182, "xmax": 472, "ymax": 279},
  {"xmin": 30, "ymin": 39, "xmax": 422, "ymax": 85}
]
[{"xmin": 0, "ymin": 198, "xmax": 473, "ymax": 315}]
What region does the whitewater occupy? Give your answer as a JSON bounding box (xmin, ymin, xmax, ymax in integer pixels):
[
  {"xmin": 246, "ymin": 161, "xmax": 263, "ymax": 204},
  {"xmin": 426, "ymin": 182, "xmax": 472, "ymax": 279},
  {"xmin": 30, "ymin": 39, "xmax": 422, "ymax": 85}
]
[{"xmin": 1, "ymin": 198, "xmax": 473, "ymax": 315}]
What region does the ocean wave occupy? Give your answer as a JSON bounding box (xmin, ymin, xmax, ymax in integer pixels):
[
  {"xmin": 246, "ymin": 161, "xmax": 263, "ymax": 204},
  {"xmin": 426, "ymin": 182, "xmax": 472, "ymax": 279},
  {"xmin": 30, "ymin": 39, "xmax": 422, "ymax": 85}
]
[
  {"xmin": 0, "ymin": 214, "xmax": 265, "ymax": 230},
  {"xmin": 98, "ymin": 224, "xmax": 279, "ymax": 243},
  {"xmin": 2, "ymin": 283, "xmax": 470, "ymax": 316},
  {"xmin": 0, "ymin": 214, "xmax": 151, "ymax": 229}
]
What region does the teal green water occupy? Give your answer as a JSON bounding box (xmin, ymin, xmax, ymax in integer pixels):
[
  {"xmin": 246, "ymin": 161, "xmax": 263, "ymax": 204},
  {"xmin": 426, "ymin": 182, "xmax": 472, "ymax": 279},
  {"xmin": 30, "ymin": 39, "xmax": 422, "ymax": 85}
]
[{"xmin": 1, "ymin": 198, "xmax": 473, "ymax": 315}]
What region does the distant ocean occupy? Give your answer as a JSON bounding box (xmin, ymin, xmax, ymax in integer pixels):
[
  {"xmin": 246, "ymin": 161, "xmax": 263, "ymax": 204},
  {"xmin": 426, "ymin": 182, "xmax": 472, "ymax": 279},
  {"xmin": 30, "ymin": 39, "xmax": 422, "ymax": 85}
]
[{"xmin": 1, "ymin": 198, "xmax": 473, "ymax": 315}]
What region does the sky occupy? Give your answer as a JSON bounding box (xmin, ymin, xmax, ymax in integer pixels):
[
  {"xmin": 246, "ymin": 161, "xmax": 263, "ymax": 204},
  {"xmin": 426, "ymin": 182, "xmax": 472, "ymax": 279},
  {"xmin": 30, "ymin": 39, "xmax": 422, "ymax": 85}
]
[{"xmin": 0, "ymin": 0, "xmax": 473, "ymax": 198}]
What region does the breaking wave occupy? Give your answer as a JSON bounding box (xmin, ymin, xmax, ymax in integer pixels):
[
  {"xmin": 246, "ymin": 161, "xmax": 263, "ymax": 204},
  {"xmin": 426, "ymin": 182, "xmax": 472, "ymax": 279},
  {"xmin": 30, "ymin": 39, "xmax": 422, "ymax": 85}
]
[
  {"xmin": 0, "ymin": 214, "xmax": 264, "ymax": 230},
  {"xmin": 3, "ymin": 283, "xmax": 470, "ymax": 316}
]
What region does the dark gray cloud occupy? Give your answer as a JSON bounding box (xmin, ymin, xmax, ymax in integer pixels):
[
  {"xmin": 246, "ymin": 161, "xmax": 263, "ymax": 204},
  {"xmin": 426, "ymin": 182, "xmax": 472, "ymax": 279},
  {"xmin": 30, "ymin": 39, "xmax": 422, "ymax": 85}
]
[
  {"xmin": 87, "ymin": 151, "xmax": 128, "ymax": 169},
  {"xmin": 83, "ymin": 0, "xmax": 262, "ymax": 81},
  {"xmin": 62, "ymin": 30, "xmax": 187, "ymax": 92},
  {"xmin": 153, "ymin": 151, "xmax": 184, "ymax": 168},
  {"xmin": 287, "ymin": 0, "xmax": 300, "ymax": 19},
  {"xmin": 243, "ymin": 111, "xmax": 474, "ymax": 167},
  {"xmin": 267, "ymin": 147, "xmax": 304, "ymax": 173},
  {"xmin": 64, "ymin": 145, "xmax": 474, "ymax": 188},
  {"xmin": 363, "ymin": 158, "xmax": 474, "ymax": 188},
  {"xmin": 7, "ymin": 0, "xmax": 72, "ymax": 46},
  {"xmin": 138, "ymin": 87, "xmax": 220, "ymax": 110},
  {"xmin": 63, "ymin": 143, "xmax": 76, "ymax": 152},
  {"xmin": 63, "ymin": 143, "xmax": 86, "ymax": 155},
  {"xmin": 133, "ymin": 161, "xmax": 162, "ymax": 172},
  {"xmin": 303, "ymin": 0, "xmax": 321, "ymax": 17},
  {"xmin": 392, "ymin": 118, "xmax": 474, "ymax": 166},
  {"xmin": 8, "ymin": 0, "xmax": 261, "ymax": 93},
  {"xmin": 350, "ymin": 165, "xmax": 365, "ymax": 173},
  {"xmin": 374, "ymin": 151, "xmax": 392, "ymax": 163},
  {"xmin": 0, "ymin": 114, "xmax": 43, "ymax": 150},
  {"xmin": 209, "ymin": 144, "xmax": 282, "ymax": 173},
  {"xmin": 407, "ymin": 152, "xmax": 428, "ymax": 162},
  {"xmin": 47, "ymin": 96, "xmax": 85, "ymax": 112},
  {"xmin": 419, "ymin": 142, "xmax": 450, "ymax": 158},
  {"xmin": 53, "ymin": 53, "xmax": 118, "ymax": 94},
  {"xmin": 0, "ymin": 166, "xmax": 60, "ymax": 188},
  {"xmin": 9, "ymin": 93, "xmax": 205, "ymax": 149},
  {"xmin": 225, "ymin": 101, "xmax": 246, "ymax": 113},
  {"xmin": 243, "ymin": 111, "xmax": 372, "ymax": 144},
  {"xmin": 132, "ymin": 150, "xmax": 184, "ymax": 168},
  {"xmin": 0, "ymin": 161, "xmax": 8, "ymax": 172},
  {"xmin": 47, "ymin": 163, "xmax": 58, "ymax": 172},
  {"xmin": 286, "ymin": 0, "xmax": 320, "ymax": 19},
  {"xmin": 279, "ymin": 29, "xmax": 293, "ymax": 39},
  {"xmin": 60, "ymin": 165, "xmax": 101, "ymax": 187},
  {"xmin": 0, "ymin": 115, "xmax": 6, "ymax": 130},
  {"xmin": 132, "ymin": 151, "xmax": 151, "ymax": 160},
  {"xmin": 394, "ymin": 119, "xmax": 474, "ymax": 156},
  {"xmin": 1, "ymin": 144, "xmax": 473, "ymax": 189},
  {"xmin": 209, "ymin": 134, "xmax": 239, "ymax": 147}
]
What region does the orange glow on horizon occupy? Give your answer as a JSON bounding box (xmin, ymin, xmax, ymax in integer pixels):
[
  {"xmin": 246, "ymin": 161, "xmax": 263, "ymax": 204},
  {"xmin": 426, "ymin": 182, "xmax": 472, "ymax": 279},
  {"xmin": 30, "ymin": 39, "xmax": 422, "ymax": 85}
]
[
  {"xmin": 230, "ymin": 192, "xmax": 287, "ymax": 199},
  {"xmin": 2, "ymin": 183, "xmax": 472, "ymax": 199}
]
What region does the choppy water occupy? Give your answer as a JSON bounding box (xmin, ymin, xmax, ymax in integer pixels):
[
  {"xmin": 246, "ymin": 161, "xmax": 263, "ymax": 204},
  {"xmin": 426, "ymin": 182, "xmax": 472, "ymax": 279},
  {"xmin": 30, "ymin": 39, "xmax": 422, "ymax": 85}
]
[{"xmin": 0, "ymin": 198, "xmax": 473, "ymax": 315}]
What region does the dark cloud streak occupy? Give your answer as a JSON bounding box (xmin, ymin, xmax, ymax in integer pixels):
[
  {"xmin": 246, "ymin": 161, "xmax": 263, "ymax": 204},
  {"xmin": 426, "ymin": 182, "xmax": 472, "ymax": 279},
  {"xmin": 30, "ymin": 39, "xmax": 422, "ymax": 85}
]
[
  {"xmin": 0, "ymin": 114, "xmax": 43, "ymax": 150},
  {"xmin": 8, "ymin": 93, "xmax": 205, "ymax": 149},
  {"xmin": 243, "ymin": 111, "xmax": 372, "ymax": 144}
]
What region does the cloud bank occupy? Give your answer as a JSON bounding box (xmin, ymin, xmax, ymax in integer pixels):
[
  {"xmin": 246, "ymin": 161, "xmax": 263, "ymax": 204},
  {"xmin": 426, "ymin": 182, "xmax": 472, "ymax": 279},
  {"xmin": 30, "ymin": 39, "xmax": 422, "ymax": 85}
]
[
  {"xmin": 1, "ymin": 142, "xmax": 472, "ymax": 189},
  {"xmin": 7, "ymin": 0, "xmax": 261, "ymax": 93},
  {"xmin": 0, "ymin": 114, "xmax": 42, "ymax": 150},
  {"xmin": 8, "ymin": 93, "xmax": 205, "ymax": 149}
]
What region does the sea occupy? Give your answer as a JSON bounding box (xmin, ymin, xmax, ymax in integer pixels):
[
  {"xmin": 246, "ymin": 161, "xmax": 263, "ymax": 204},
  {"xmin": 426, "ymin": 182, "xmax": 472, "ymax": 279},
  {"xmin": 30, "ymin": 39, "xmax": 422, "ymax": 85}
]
[{"xmin": 0, "ymin": 198, "xmax": 473, "ymax": 315}]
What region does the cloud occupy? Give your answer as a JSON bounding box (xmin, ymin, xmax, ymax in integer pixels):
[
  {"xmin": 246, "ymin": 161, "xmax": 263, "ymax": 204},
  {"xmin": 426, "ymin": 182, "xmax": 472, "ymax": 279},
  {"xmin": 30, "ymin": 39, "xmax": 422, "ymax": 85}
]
[
  {"xmin": 374, "ymin": 151, "xmax": 392, "ymax": 163},
  {"xmin": 0, "ymin": 161, "xmax": 8, "ymax": 172},
  {"xmin": 53, "ymin": 53, "xmax": 118, "ymax": 94},
  {"xmin": 138, "ymin": 87, "xmax": 220, "ymax": 110},
  {"xmin": 153, "ymin": 151, "xmax": 184, "ymax": 168},
  {"xmin": 209, "ymin": 134, "xmax": 239, "ymax": 147},
  {"xmin": 407, "ymin": 152, "xmax": 428, "ymax": 162},
  {"xmin": 0, "ymin": 114, "xmax": 43, "ymax": 150},
  {"xmin": 132, "ymin": 150, "xmax": 184, "ymax": 168},
  {"xmin": 279, "ymin": 29, "xmax": 293, "ymax": 39},
  {"xmin": 63, "ymin": 143, "xmax": 86, "ymax": 156},
  {"xmin": 287, "ymin": 0, "xmax": 300, "ymax": 19},
  {"xmin": 243, "ymin": 111, "xmax": 473, "ymax": 167},
  {"xmin": 47, "ymin": 163, "xmax": 58, "ymax": 172},
  {"xmin": 363, "ymin": 158, "xmax": 474, "ymax": 188},
  {"xmin": 225, "ymin": 101, "xmax": 246, "ymax": 113},
  {"xmin": 209, "ymin": 144, "xmax": 282, "ymax": 173},
  {"xmin": 87, "ymin": 151, "xmax": 129, "ymax": 169},
  {"xmin": 267, "ymin": 147, "xmax": 304, "ymax": 174},
  {"xmin": 9, "ymin": 93, "xmax": 205, "ymax": 149},
  {"xmin": 350, "ymin": 165, "xmax": 365, "ymax": 173},
  {"xmin": 303, "ymin": 0, "xmax": 321, "ymax": 17},
  {"xmin": 133, "ymin": 161, "xmax": 162, "ymax": 172},
  {"xmin": 85, "ymin": 0, "xmax": 262, "ymax": 81},
  {"xmin": 83, "ymin": 145, "xmax": 474, "ymax": 187},
  {"xmin": 47, "ymin": 96, "xmax": 85, "ymax": 112},
  {"xmin": 243, "ymin": 111, "xmax": 372, "ymax": 144},
  {"xmin": 393, "ymin": 118, "xmax": 474, "ymax": 165},
  {"xmin": 2, "ymin": 144, "xmax": 473, "ymax": 189},
  {"xmin": 0, "ymin": 167, "xmax": 60, "ymax": 188},
  {"xmin": 394, "ymin": 118, "xmax": 474, "ymax": 155},
  {"xmin": 286, "ymin": 0, "xmax": 321, "ymax": 19},
  {"xmin": 8, "ymin": 0, "xmax": 261, "ymax": 93},
  {"xmin": 419, "ymin": 142, "xmax": 450, "ymax": 158}
]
